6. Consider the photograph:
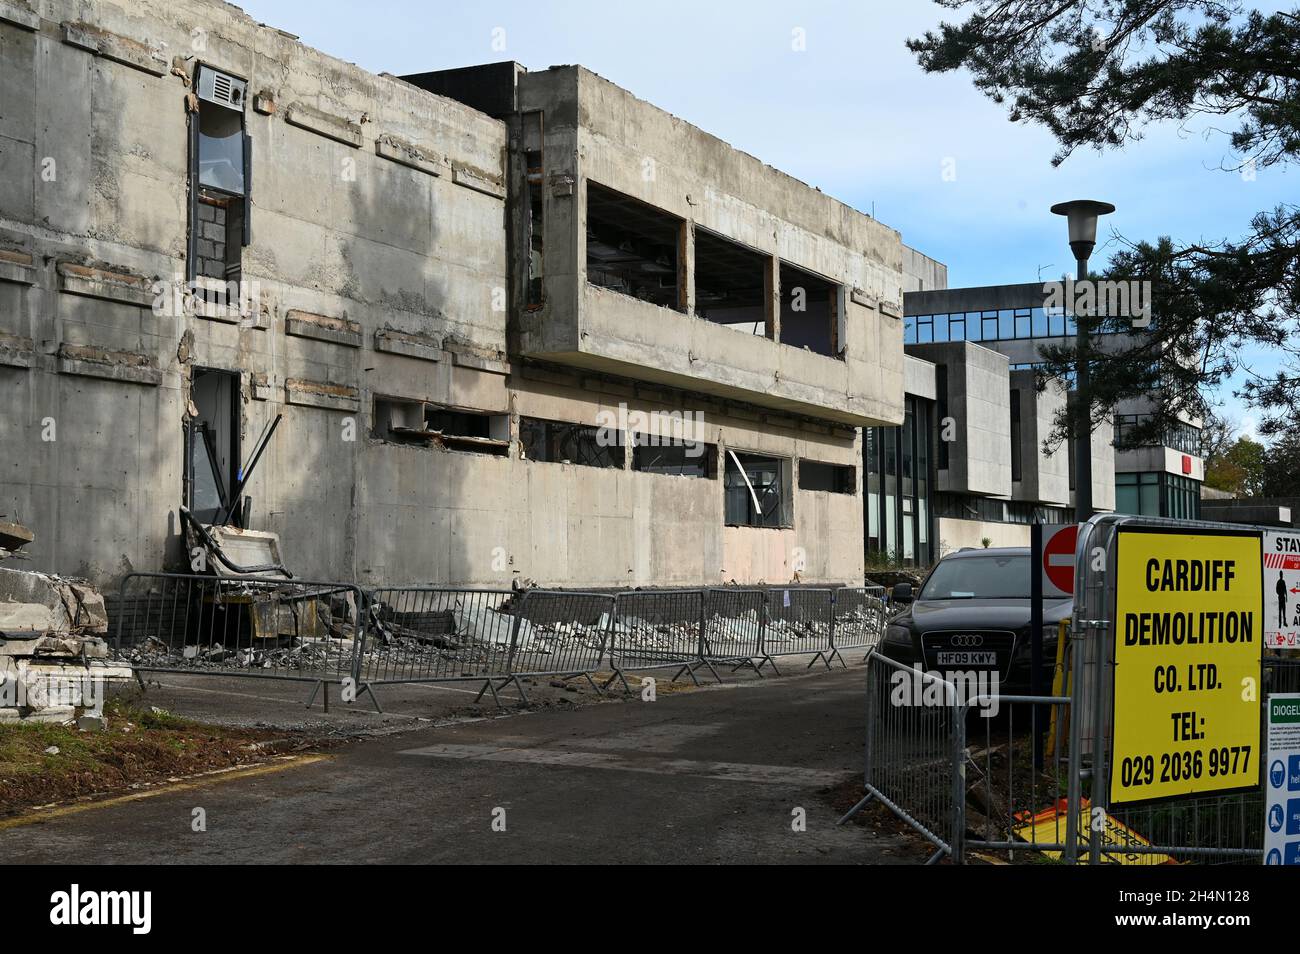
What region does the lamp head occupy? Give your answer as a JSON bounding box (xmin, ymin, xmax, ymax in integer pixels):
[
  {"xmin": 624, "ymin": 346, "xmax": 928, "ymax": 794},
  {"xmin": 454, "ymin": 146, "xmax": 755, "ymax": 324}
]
[{"xmin": 1050, "ymin": 199, "xmax": 1115, "ymax": 262}]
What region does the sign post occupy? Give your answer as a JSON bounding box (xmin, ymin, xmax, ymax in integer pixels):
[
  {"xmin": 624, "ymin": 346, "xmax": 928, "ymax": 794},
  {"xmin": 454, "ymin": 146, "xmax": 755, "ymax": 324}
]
[
  {"xmin": 1034, "ymin": 523, "xmax": 1077, "ymax": 769},
  {"xmin": 1265, "ymin": 693, "xmax": 1300, "ymax": 865},
  {"xmin": 1110, "ymin": 528, "xmax": 1263, "ymax": 805}
]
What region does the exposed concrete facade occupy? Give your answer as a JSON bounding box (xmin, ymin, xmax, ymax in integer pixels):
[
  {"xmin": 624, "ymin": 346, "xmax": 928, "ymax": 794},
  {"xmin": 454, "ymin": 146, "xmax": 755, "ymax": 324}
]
[
  {"xmin": 0, "ymin": 0, "xmax": 913, "ymax": 588},
  {"xmin": 907, "ymin": 341, "xmax": 1013, "ymax": 498}
]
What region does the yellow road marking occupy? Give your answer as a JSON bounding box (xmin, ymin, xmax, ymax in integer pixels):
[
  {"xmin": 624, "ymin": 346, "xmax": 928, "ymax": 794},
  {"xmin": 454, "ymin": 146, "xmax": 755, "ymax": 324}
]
[{"xmin": 0, "ymin": 754, "xmax": 331, "ymax": 831}]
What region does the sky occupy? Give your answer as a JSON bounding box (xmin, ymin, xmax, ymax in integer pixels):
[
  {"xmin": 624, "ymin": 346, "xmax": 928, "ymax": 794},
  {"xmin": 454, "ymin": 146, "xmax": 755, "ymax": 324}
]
[{"xmin": 237, "ymin": 0, "xmax": 1294, "ymax": 439}]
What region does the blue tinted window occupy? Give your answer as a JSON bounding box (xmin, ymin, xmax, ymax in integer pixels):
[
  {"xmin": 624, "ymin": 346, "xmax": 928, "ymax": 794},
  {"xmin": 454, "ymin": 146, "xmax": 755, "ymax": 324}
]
[
  {"xmin": 1015, "ymin": 309, "xmax": 1032, "ymax": 338},
  {"xmin": 933, "ymin": 313, "xmax": 949, "ymax": 341},
  {"xmin": 1032, "ymin": 307, "xmax": 1048, "ymax": 336},
  {"xmin": 904, "ymin": 315, "xmax": 916, "ymax": 344},
  {"xmin": 949, "ymin": 316, "xmax": 965, "ymax": 341},
  {"xmin": 998, "ymin": 309, "xmax": 1015, "ymax": 339}
]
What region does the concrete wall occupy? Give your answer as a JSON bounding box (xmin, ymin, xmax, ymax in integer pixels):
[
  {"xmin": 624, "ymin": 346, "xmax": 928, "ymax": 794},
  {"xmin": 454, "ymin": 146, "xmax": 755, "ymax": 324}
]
[
  {"xmin": 1010, "ymin": 369, "xmax": 1069, "ymax": 506},
  {"xmin": 514, "ymin": 66, "xmax": 907, "ymax": 428},
  {"xmin": 0, "ymin": 0, "xmax": 878, "ymax": 588},
  {"xmin": 908, "ymin": 341, "xmax": 1012, "ymax": 498},
  {"xmin": 935, "ymin": 518, "xmax": 1030, "ymax": 556},
  {"xmin": 902, "ymin": 245, "xmax": 947, "ymax": 294}
]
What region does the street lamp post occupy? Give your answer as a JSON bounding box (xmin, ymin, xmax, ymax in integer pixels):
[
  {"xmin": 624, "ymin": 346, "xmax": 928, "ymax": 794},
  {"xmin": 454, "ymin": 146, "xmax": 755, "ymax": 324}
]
[{"xmin": 1050, "ymin": 199, "xmax": 1115, "ymax": 522}]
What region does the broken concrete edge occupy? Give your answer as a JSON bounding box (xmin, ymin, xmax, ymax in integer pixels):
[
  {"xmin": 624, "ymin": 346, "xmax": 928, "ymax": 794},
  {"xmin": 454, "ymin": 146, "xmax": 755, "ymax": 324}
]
[
  {"xmin": 0, "ymin": 331, "xmax": 35, "ymax": 369},
  {"xmin": 284, "ymin": 377, "xmax": 361, "ymax": 412},
  {"xmin": 57, "ymin": 344, "xmax": 162, "ymax": 387},
  {"xmin": 451, "ymin": 162, "xmax": 506, "ymax": 199},
  {"xmin": 0, "ymin": 1, "xmax": 39, "ymax": 32},
  {"xmin": 285, "ymin": 309, "xmax": 363, "ymax": 348},
  {"xmin": 60, "ymin": 19, "xmax": 167, "ymax": 77},
  {"xmin": 375, "ymin": 133, "xmax": 446, "ymax": 177},
  {"xmin": 284, "ymin": 102, "xmax": 363, "ymax": 148},
  {"xmin": 375, "ymin": 327, "xmax": 443, "ymax": 362},
  {"xmin": 56, "ymin": 260, "xmax": 155, "ymax": 307}
]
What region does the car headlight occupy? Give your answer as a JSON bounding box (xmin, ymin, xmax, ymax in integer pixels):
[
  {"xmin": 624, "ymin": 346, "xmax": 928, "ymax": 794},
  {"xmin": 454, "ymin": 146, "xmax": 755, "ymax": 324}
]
[{"xmin": 883, "ymin": 623, "xmax": 911, "ymax": 646}]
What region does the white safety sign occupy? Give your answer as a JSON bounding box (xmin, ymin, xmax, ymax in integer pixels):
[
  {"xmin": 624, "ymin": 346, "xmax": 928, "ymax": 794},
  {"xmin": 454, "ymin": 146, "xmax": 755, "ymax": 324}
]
[
  {"xmin": 1262, "ymin": 531, "xmax": 1300, "ymax": 648},
  {"xmin": 1264, "ymin": 693, "xmax": 1300, "ymax": 865}
]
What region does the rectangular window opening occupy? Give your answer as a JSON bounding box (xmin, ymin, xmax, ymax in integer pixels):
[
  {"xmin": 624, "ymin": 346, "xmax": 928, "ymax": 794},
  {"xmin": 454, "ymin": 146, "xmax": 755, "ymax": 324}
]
[
  {"xmin": 632, "ymin": 438, "xmax": 716, "ymax": 478},
  {"xmin": 799, "ymin": 460, "xmax": 855, "ymax": 494},
  {"xmin": 186, "ymin": 367, "xmax": 242, "ymax": 526},
  {"xmin": 724, "ymin": 451, "xmax": 791, "ymax": 528},
  {"xmin": 525, "ymin": 137, "xmax": 544, "ymax": 308},
  {"xmin": 694, "ymin": 227, "xmax": 769, "ymax": 337},
  {"xmin": 520, "ymin": 417, "xmax": 624, "ymax": 468},
  {"xmin": 189, "ymin": 65, "xmax": 251, "ymax": 307},
  {"xmin": 374, "ymin": 399, "xmax": 510, "ymax": 455},
  {"xmin": 779, "ymin": 262, "xmax": 841, "ymax": 358},
  {"xmin": 1010, "ymin": 389, "xmax": 1022, "ymax": 482},
  {"xmin": 585, "ymin": 182, "xmax": 683, "ymax": 311}
]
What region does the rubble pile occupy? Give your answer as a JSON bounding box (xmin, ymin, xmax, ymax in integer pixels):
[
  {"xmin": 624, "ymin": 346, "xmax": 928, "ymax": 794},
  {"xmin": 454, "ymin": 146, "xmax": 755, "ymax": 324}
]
[{"xmin": 1, "ymin": 546, "xmax": 131, "ymax": 723}]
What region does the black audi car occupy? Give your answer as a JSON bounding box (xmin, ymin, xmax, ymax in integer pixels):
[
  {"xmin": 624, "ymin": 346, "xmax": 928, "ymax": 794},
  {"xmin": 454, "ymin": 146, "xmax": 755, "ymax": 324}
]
[{"xmin": 876, "ymin": 547, "xmax": 1070, "ymax": 695}]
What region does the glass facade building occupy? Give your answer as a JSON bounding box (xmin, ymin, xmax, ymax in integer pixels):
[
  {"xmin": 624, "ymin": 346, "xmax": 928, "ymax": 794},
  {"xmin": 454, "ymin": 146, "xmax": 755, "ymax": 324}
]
[
  {"xmin": 865, "ymin": 395, "xmax": 933, "ymax": 567},
  {"xmin": 904, "ymin": 307, "xmax": 1079, "ymax": 345},
  {"xmin": 1114, "ymin": 471, "xmax": 1201, "ymax": 520}
]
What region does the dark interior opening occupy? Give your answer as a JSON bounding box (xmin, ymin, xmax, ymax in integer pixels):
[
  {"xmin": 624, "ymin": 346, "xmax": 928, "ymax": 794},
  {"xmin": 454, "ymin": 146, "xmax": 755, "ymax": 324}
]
[
  {"xmin": 799, "ymin": 460, "xmax": 855, "ymax": 494},
  {"xmin": 779, "ymin": 262, "xmax": 839, "ymax": 358},
  {"xmin": 585, "ymin": 182, "xmax": 682, "ymax": 311},
  {"xmin": 187, "ymin": 367, "xmax": 241, "ymax": 525},
  {"xmin": 694, "ymin": 227, "xmax": 768, "ymax": 336}
]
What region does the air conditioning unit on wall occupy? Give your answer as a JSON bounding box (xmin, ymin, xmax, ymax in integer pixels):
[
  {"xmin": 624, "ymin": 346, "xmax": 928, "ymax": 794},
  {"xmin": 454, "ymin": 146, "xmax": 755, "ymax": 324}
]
[{"xmin": 197, "ymin": 66, "xmax": 247, "ymax": 111}]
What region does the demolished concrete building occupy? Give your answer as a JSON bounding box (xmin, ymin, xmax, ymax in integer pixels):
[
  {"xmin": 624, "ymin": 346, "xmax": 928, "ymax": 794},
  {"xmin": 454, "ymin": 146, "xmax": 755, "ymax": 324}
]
[{"xmin": 0, "ymin": 0, "xmax": 946, "ymax": 590}]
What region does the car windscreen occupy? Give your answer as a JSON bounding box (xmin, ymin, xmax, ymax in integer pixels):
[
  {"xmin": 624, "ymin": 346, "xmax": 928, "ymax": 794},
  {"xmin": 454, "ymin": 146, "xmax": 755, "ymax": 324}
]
[{"xmin": 919, "ymin": 554, "xmax": 1031, "ymax": 600}]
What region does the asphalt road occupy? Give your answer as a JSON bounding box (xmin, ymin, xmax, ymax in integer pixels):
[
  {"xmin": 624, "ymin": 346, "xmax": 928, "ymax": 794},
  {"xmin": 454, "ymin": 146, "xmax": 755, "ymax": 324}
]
[{"xmin": 2, "ymin": 667, "xmax": 919, "ymax": 863}]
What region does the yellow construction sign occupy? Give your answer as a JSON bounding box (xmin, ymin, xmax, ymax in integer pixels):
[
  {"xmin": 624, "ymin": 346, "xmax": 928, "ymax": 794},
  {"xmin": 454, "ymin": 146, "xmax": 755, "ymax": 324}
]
[
  {"xmin": 1111, "ymin": 529, "xmax": 1263, "ymax": 805},
  {"xmin": 1012, "ymin": 798, "xmax": 1175, "ymax": 865}
]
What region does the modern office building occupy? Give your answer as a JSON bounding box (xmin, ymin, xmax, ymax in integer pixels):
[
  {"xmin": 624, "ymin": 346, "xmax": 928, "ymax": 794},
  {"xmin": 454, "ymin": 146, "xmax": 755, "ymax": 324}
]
[
  {"xmin": 865, "ymin": 278, "xmax": 1201, "ymax": 567},
  {"xmin": 0, "ymin": 0, "xmax": 918, "ymax": 588}
]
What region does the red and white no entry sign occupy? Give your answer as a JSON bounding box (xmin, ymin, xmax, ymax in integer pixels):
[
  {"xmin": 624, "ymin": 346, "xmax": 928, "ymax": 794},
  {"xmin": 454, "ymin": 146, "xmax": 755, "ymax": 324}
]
[{"xmin": 1042, "ymin": 524, "xmax": 1079, "ymax": 597}]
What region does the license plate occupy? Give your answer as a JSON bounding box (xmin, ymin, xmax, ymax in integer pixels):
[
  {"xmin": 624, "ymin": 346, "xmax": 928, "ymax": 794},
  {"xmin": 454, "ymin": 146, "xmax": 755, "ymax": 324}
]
[{"xmin": 936, "ymin": 651, "xmax": 996, "ymax": 666}]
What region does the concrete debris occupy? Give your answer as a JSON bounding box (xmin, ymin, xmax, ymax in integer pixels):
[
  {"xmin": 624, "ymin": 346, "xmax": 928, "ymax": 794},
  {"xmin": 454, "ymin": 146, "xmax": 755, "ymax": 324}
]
[
  {"xmin": 44, "ymin": 745, "xmax": 59, "ymax": 755},
  {"xmin": 2, "ymin": 564, "xmax": 123, "ymax": 723},
  {"xmin": 0, "ymin": 566, "xmax": 109, "ymax": 637}
]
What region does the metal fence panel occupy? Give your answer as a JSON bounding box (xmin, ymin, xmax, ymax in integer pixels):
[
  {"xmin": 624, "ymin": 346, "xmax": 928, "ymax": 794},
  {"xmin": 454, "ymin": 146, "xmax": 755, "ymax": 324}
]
[
  {"xmin": 509, "ymin": 590, "xmax": 612, "ymax": 677},
  {"xmin": 841, "ymin": 651, "xmax": 961, "ymax": 863},
  {"xmin": 962, "ymin": 693, "xmax": 1073, "ymax": 862},
  {"xmin": 701, "ymin": 588, "xmax": 766, "ymax": 671},
  {"xmin": 605, "ymin": 589, "xmax": 704, "ymax": 690},
  {"xmin": 833, "ymin": 585, "xmax": 889, "ymax": 655},
  {"xmin": 763, "ymin": 587, "xmax": 834, "ymax": 670},
  {"xmin": 359, "ymin": 587, "xmax": 517, "ymax": 684},
  {"xmin": 111, "ymin": 573, "xmax": 364, "ymax": 694}
]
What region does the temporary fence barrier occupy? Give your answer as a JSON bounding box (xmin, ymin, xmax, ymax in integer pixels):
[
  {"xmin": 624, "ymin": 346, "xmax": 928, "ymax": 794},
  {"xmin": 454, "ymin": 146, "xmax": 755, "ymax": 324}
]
[
  {"xmin": 762, "ymin": 588, "xmax": 835, "ymax": 672},
  {"xmin": 604, "ymin": 589, "xmax": 706, "ymax": 692},
  {"xmin": 508, "ymin": 589, "xmax": 612, "ymax": 693},
  {"xmin": 111, "ymin": 576, "xmax": 890, "ymax": 710},
  {"xmin": 357, "ymin": 587, "xmax": 521, "ymax": 706},
  {"xmin": 831, "ymin": 585, "xmax": 890, "ymax": 662},
  {"xmin": 848, "ymin": 512, "xmax": 1287, "ymax": 864},
  {"xmin": 111, "ymin": 572, "xmax": 369, "ymax": 710},
  {"xmin": 839, "ymin": 651, "xmax": 965, "ymax": 864},
  {"xmin": 695, "ymin": 588, "xmax": 767, "ymax": 677}
]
